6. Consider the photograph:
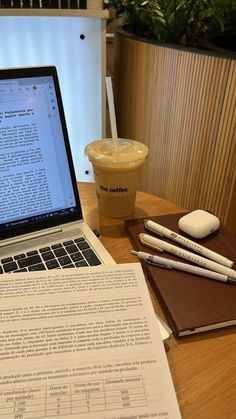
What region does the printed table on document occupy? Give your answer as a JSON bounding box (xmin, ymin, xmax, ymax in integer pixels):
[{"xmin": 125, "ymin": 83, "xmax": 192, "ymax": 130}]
[{"xmin": 0, "ymin": 375, "xmax": 147, "ymax": 417}]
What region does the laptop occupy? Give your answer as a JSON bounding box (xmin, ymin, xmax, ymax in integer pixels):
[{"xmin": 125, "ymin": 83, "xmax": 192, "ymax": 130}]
[{"xmin": 0, "ymin": 65, "xmax": 114, "ymax": 273}]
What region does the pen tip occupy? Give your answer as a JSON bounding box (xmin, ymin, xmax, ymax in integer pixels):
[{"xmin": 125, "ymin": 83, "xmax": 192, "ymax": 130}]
[
  {"xmin": 131, "ymin": 250, "xmax": 138, "ymax": 256},
  {"xmin": 228, "ymin": 277, "xmax": 236, "ymax": 285}
]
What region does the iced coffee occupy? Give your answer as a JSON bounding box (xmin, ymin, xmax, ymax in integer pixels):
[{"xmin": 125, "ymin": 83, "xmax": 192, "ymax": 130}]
[{"xmin": 85, "ymin": 138, "xmax": 149, "ymax": 218}]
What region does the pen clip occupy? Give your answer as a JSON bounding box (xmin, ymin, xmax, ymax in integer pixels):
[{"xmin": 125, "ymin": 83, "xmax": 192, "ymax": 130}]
[
  {"xmin": 139, "ymin": 233, "xmax": 163, "ymax": 253},
  {"xmin": 144, "ymin": 219, "xmax": 164, "ymax": 238},
  {"xmin": 145, "ymin": 259, "xmax": 173, "ymax": 270}
]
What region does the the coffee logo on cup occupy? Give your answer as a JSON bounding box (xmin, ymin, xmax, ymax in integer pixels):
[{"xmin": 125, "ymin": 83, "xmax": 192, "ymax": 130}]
[{"xmin": 100, "ymin": 185, "xmax": 128, "ymax": 193}]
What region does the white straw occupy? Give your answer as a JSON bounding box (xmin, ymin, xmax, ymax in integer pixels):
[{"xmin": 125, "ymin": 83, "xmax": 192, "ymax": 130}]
[{"xmin": 105, "ymin": 76, "xmax": 119, "ymax": 152}]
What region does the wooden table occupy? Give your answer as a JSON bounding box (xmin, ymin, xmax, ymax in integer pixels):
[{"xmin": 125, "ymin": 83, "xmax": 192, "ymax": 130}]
[{"xmin": 78, "ymin": 182, "xmax": 236, "ymax": 419}]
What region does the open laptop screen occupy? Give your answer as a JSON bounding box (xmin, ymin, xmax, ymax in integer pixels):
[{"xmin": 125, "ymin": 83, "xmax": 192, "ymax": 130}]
[{"xmin": 0, "ymin": 66, "xmax": 83, "ymax": 240}]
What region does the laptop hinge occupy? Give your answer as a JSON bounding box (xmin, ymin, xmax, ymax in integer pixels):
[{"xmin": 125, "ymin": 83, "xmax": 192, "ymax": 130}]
[{"xmin": 0, "ymin": 227, "xmax": 63, "ymax": 248}]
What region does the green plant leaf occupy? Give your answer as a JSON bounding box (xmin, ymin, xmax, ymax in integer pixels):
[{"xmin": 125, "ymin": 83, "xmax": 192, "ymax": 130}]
[{"xmin": 105, "ymin": 0, "xmax": 231, "ymax": 46}]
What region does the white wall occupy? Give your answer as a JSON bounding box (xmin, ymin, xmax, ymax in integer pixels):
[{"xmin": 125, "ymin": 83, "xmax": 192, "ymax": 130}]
[{"xmin": 0, "ymin": 15, "xmax": 104, "ymax": 181}]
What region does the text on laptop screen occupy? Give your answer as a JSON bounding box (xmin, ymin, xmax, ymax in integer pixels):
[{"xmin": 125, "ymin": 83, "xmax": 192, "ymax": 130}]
[{"xmin": 0, "ymin": 74, "xmax": 77, "ymax": 232}]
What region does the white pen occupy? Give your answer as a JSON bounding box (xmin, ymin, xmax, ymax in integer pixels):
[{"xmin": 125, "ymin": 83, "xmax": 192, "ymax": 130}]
[
  {"xmin": 139, "ymin": 233, "xmax": 236, "ymax": 279},
  {"xmin": 131, "ymin": 250, "xmax": 236, "ymax": 284},
  {"xmin": 144, "ymin": 219, "xmax": 234, "ymax": 268}
]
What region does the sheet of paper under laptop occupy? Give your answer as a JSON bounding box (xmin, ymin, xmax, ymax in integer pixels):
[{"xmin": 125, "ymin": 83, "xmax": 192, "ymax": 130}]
[{"xmin": 0, "ymin": 263, "xmax": 181, "ymax": 418}]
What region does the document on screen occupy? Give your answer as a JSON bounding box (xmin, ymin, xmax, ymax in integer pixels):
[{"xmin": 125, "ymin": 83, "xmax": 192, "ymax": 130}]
[
  {"xmin": 0, "ymin": 263, "xmax": 182, "ymax": 419},
  {"xmin": 0, "ymin": 76, "xmax": 76, "ymax": 226}
]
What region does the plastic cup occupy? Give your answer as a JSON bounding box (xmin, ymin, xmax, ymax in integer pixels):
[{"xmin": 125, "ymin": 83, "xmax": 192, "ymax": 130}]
[{"xmin": 85, "ymin": 138, "xmax": 149, "ymax": 218}]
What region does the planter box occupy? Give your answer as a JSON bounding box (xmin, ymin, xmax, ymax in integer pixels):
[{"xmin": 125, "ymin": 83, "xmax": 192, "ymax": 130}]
[{"xmin": 114, "ymin": 29, "xmax": 236, "ymax": 234}]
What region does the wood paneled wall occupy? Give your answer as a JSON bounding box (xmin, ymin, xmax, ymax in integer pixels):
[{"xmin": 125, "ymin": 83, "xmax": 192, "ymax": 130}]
[{"xmin": 114, "ymin": 31, "xmax": 236, "ymax": 233}]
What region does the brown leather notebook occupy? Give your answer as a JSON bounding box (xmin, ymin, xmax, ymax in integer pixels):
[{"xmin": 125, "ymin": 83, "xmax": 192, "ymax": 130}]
[{"xmin": 125, "ymin": 213, "xmax": 236, "ymax": 338}]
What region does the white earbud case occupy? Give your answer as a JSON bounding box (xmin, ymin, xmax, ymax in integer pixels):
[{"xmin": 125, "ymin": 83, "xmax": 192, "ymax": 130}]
[{"xmin": 178, "ymin": 210, "xmax": 220, "ymax": 239}]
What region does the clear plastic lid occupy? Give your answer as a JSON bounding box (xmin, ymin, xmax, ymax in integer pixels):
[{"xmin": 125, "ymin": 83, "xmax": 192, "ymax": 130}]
[{"xmin": 85, "ymin": 139, "xmax": 149, "ymax": 168}]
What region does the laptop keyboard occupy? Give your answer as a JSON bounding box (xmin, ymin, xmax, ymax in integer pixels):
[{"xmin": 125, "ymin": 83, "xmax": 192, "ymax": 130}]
[{"xmin": 0, "ymin": 237, "xmax": 101, "ymax": 274}]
